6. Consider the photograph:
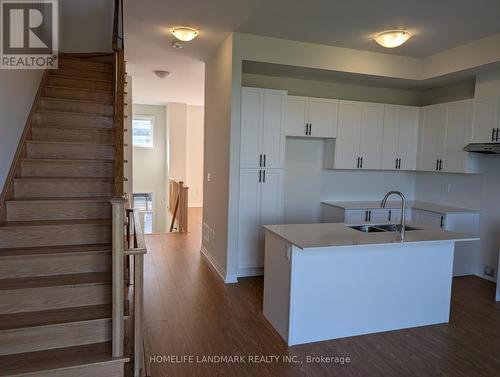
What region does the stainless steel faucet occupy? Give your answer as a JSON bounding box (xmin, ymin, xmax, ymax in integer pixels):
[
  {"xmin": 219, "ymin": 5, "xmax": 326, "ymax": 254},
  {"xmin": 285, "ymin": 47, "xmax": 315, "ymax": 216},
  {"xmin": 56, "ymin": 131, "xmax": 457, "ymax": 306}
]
[{"xmin": 381, "ymin": 191, "xmax": 406, "ymax": 241}]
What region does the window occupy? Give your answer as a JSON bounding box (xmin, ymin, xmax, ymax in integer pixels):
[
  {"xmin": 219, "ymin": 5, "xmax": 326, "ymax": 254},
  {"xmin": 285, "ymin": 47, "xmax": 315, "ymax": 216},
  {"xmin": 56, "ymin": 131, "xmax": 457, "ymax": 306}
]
[
  {"xmin": 132, "ymin": 116, "xmax": 154, "ymax": 148},
  {"xmin": 133, "ymin": 193, "xmax": 153, "ymax": 234}
]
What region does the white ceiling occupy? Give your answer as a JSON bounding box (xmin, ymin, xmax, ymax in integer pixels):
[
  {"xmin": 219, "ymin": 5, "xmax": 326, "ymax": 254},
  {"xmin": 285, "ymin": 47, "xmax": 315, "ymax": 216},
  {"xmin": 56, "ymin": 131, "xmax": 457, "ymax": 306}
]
[{"xmin": 124, "ymin": 0, "xmax": 500, "ymax": 105}]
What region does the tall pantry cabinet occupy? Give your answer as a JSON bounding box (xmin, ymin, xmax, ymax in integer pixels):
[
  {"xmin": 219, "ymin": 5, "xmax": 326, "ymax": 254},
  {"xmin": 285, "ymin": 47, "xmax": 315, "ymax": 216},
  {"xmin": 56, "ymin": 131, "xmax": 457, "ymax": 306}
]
[{"xmin": 237, "ymin": 87, "xmax": 286, "ymax": 276}]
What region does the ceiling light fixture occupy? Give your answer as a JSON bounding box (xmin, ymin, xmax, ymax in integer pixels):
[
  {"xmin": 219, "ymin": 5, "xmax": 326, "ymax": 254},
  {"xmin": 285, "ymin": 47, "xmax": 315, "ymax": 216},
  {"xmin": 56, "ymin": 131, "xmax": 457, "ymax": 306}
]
[
  {"xmin": 374, "ymin": 30, "xmax": 412, "ymax": 48},
  {"xmin": 171, "ymin": 27, "xmax": 198, "ymax": 42},
  {"xmin": 153, "ymin": 70, "xmax": 170, "ymax": 79}
]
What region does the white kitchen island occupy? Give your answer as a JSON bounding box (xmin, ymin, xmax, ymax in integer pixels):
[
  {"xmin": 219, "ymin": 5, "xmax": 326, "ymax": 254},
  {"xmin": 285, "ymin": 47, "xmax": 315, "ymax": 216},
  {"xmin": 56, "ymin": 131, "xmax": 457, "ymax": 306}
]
[{"xmin": 263, "ymin": 223, "xmax": 478, "ymax": 346}]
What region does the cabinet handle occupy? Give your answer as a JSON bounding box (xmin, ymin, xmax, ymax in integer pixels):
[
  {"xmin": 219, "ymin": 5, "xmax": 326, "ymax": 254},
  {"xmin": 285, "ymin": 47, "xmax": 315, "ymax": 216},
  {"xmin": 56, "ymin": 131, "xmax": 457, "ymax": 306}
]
[
  {"xmin": 305, "ymin": 123, "xmax": 308, "ymax": 135},
  {"xmin": 263, "ymin": 154, "xmax": 266, "ymax": 167},
  {"xmin": 492, "ymin": 128, "xmax": 496, "ymax": 142},
  {"xmin": 360, "ymin": 157, "xmax": 363, "ymax": 169},
  {"xmin": 440, "ymin": 216, "xmax": 444, "ymax": 228},
  {"xmin": 496, "ymin": 128, "xmax": 499, "ymax": 142},
  {"xmin": 436, "ymin": 159, "xmax": 439, "ymax": 171},
  {"xmin": 263, "ymin": 170, "xmax": 266, "ymax": 183},
  {"xmin": 259, "ymin": 170, "xmax": 262, "ymax": 183},
  {"xmin": 395, "ymin": 158, "xmax": 398, "ymax": 169},
  {"xmin": 388, "ymin": 210, "xmax": 392, "ymax": 222},
  {"xmin": 259, "ymin": 154, "xmax": 262, "ymax": 167},
  {"xmin": 357, "ymin": 157, "xmax": 360, "ymax": 169},
  {"xmin": 368, "ymin": 210, "xmax": 371, "ymax": 222},
  {"xmin": 398, "ymin": 158, "xmax": 402, "ymax": 170},
  {"xmin": 365, "ymin": 211, "xmax": 369, "ymax": 222},
  {"xmin": 309, "ymin": 123, "xmax": 312, "ymax": 135},
  {"xmin": 439, "ymin": 159, "xmax": 443, "ymax": 171}
]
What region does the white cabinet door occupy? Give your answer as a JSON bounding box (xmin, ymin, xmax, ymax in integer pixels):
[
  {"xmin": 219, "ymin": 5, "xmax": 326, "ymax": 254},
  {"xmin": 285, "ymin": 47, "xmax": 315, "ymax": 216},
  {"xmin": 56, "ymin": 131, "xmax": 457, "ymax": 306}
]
[
  {"xmin": 381, "ymin": 105, "xmax": 401, "ymax": 170},
  {"xmin": 262, "ymin": 90, "xmax": 286, "ymax": 169},
  {"xmin": 397, "ymin": 106, "xmax": 419, "ymax": 171},
  {"xmin": 359, "ymin": 103, "xmax": 384, "ymax": 169},
  {"xmin": 443, "ymin": 100, "xmax": 472, "ymax": 173},
  {"xmin": 286, "ymin": 96, "xmax": 308, "ymax": 137},
  {"xmin": 335, "ymin": 101, "xmax": 361, "ymax": 169},
  {"xmin": 419, "ymin": 104, "xmax": 446, "ymax": 172},
  {"xmin": 471, "ymin": 97, "xmax": 500, "ymax": 143},
  {"xmin": 345, "ymin": 210, "xmax": 368, "ymax": 224},
  {"xmin": 240, "ymin": 88, "xmax": 263, "ymax": 169},
  {"xmin": 412, "ymin": 209, "xmax": 445, "ymax": 229},
  {"xmin": 308, "ymin": 98, "xmax": 338, "ymax": 138},
  {"xmin": 259, "ymin": 169, "xmax": 284, "ymax": 267},
  {"xmin": 237, "ymin": 170, "xmax": 262, "ymax": 269}
]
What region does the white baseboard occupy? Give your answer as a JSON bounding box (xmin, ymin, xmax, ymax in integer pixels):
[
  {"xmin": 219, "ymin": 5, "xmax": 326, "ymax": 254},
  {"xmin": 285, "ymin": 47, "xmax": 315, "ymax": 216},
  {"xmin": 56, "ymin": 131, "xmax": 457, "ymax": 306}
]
[
  {"xmin": 475, "ymin": 273, "xmax": 496, "ymax": 283},
  {"xmin": 200, "ymin": 246, "xmax": 237, "ymax": 284},
  {"xmin": 189, "ymin": 203, "xmax": 203, "ymax": 208},
  {"xmin": 237, "ymin": 267, "xmax": 264, "ymax": 278}
]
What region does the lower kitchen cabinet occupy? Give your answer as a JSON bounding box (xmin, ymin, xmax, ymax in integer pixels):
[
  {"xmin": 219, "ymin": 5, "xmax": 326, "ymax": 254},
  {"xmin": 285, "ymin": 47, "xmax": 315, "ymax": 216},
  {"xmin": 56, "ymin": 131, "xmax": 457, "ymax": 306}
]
[
  {"xmin": 411, "ymin": 209, "xmax": 480, "ymax": 277},
  {"xmin": 237, "ymin": 169, "xmax": 283, "ymax": 276}
]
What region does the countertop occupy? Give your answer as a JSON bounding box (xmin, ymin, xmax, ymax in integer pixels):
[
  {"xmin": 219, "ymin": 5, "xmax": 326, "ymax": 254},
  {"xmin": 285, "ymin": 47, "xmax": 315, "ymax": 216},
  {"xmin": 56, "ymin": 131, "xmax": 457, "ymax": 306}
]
[
  {"xmin": 263, "ymin": 222, "xmax": 478, "ymax": 250},
  {"xmin": 321, "ymin": 200, "xmax": 478, "ymax": 215}
]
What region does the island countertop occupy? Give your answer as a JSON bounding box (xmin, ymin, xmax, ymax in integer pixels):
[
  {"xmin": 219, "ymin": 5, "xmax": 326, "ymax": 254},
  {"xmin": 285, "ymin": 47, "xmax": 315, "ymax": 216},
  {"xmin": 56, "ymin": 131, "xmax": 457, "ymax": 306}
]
[{"xmin": 263, "ymin": 222, "xmax": 478, "ymax": 250}]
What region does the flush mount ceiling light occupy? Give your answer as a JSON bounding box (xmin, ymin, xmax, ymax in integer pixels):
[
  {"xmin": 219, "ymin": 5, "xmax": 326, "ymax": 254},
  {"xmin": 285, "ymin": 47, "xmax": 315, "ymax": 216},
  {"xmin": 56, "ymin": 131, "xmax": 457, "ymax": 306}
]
[
  {"xmin": 374, "ymin": 30, "xmax": 412, "ymax": 48},
  {"xmin": 171, "ymin": 27, "xmax": 198, "ymax": 42},
  {"xmin": 153, "ymin": 70, "xmax": 170, "ymax": 79}
]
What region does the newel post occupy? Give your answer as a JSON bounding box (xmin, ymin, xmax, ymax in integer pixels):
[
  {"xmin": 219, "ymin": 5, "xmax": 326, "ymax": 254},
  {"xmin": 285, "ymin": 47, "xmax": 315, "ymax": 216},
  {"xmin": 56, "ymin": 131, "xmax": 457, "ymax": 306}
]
[{"xmin": 110, "ymin": 197, "xmax": 126, "ymax": 357}]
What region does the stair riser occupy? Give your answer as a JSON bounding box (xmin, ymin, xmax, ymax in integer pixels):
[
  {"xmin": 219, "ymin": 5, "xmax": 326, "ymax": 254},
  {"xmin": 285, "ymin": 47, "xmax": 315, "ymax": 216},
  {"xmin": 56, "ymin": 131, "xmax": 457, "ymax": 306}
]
[
  {"xmin": 0, "ymin": 223, "xmax": 111, "ymax": 248},
  {"xmin": 36, "ymin": 112, "xmax": 114, "ymax": 129},
  {"xmin": 47, "ymin": 76, "xmax": 112, "ymax": 91},
  {"xmin": 32, "ymin": 127, "xmax": 115, "ymax": 144},
  {"xmin": 6, "ymin": 201, "xmax": 112, "ymax": 222},
  {"xmin": 0, "ymin": 318, "xmax": 111, "ymax": 356},
  {"xmin": 44, "ymin": 86, "xmax": 113, "ymax": 104},
  {"xmin": 0, "ymin": 284, "xmax": 111, "ymax": 314},
  {"xmin": 52, "ymin": 68, "xmax": 112, "ymax": 81},
  {"xmin": 21, "ymin": 159, "xmax": 115, "ymax": 178},
  {"xmin": 0, "ymin": 251, "xmax": 111, "ymax": 278},
  {"xmin": 26, "ymin": 142, "xmax": 115, "ymax": 160},
  {"xmin": 10, "ymin": 362, "xmax": 125, "ymax": 377},
  {"xmin": 40, "ymin": 99, "xmax": 113, "ymax": 116},
  {"xmin": 58, "ymin": 58, "xmax": 112, "ymax": 73},
  {"xmin": 14, "ymin": 179, "xmax": 114, "ymax": 199}
]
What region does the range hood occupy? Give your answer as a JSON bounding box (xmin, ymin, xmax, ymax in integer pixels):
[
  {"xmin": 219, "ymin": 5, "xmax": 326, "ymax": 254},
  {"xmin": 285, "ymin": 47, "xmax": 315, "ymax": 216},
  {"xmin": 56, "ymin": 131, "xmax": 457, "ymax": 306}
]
[{"xmin": 464, "ymin": 143, "xmax": 500, "ymax": 154}]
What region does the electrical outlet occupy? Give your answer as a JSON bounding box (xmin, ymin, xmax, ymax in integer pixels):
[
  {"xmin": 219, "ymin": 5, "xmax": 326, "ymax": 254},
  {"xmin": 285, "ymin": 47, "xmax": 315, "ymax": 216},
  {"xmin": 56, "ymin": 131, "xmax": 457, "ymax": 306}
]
[
  {"xmin": 446, "ymin": 183, "xmax": 452, "ymax": 193},
  {"xmin": 203, "ymin": 223, "xmax": 210, "ymax": 242},
  {"xmin": 207, "ymin": 173, "xmax": 212, "ymax": 182},
  {"xmin": 484, "ymin": 265, "xmax": 495, "ymax": 277},
  {"xmin": 211, "ymin": 229, "xmax": 215, "ymax": 241}
]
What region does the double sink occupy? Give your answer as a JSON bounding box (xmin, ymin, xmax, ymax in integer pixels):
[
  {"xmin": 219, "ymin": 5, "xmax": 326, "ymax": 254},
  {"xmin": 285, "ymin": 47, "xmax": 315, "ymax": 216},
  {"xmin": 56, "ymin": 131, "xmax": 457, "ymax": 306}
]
[{"xmin": 348, "ymin": 224, "xmax": 421, "ymax": 233}]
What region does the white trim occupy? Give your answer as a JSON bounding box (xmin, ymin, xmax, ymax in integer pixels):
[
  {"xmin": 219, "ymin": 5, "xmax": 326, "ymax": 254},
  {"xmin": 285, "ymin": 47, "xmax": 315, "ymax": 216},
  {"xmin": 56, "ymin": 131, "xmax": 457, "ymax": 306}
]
[
  {"xmin": 476, "ymin": 273, "xmax": 496, "ymax": 283},
  {"xmin": 236, "ymin": 267, "xmax": 263, "ymax": 278},
  {"xmin": 188, "ymin": 203, "xmax": 203, "ymax": 208},
  {"xmin": 200, "ymin": 246, "xmax": 238, "ymax": 284}
]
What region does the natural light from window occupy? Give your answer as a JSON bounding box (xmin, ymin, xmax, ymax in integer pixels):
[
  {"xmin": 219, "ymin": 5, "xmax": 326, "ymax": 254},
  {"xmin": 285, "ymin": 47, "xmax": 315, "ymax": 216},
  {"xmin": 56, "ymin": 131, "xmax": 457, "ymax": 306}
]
[{"xmin": 132, "ymin": 116, "xmax": 154, "ymax": 148}]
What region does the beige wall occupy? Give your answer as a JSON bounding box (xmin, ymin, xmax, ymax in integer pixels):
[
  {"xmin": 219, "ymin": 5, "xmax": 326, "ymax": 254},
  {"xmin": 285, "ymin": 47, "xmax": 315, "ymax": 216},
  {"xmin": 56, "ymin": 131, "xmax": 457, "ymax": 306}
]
[
  {"xmin": 186, "ymin": 106, "xmax": 204, "ymax": 207},
  {"xmin": 132, "ymin": 104, "xmax": 168, "ymax": 233},
  {"xmin": 0, "ymin": 70, "xmax": 43, "ymax": 190},
  {"xmin": 202, "ymin": 34, "xmax": 234, "ymax": 281},
  {"xmin": 167, "ymin": 103, "xmax": 187, "ymax": 183}
]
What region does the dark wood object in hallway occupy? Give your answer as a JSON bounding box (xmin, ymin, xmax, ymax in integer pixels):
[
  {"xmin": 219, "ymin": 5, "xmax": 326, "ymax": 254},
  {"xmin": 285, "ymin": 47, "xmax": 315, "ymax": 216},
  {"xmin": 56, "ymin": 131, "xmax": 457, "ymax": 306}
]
[{"xmin": 143, "ymin": 208, "xmax": 500, "ymax": 377}]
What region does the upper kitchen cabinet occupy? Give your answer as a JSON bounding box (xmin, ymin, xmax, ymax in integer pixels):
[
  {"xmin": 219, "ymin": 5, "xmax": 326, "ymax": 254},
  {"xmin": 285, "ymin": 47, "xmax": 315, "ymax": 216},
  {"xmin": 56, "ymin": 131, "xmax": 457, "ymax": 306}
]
[
  {"xmin": 286, "ymin": 96, "xmax": 338, "ymax": 138},
  {"xmin": 240, "ymin": 87, "xmax": 286, "ymax": 169},
  {"xmin": 332, "ymin": 101, "xmax": 384, "ymax": 170},
  {"xmin": 418, "ymin": 104, "xmax": 447, "ymax": 172},
  {"xmin": 418, "ymin": 100, "xmax": 479, "ymax": 174},
  {"xmin": 471, "ymin": 96, "xmax": 500, "ymax": 143},
  {"xmin": 381, "ymin": 105, "xmax": 419, "ymax": 171}
]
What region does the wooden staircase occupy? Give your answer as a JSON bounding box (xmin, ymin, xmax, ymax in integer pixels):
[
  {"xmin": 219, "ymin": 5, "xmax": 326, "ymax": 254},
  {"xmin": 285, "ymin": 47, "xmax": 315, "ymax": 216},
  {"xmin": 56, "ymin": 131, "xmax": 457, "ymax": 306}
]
[{"xmin": 0, "ymin": 56, "xmax": 128, "ymax": 376}]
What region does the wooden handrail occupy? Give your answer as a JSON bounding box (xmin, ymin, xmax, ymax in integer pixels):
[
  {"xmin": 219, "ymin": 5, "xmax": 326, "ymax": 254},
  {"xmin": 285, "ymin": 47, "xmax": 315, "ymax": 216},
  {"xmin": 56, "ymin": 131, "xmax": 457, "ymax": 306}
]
[{"xmin": 169, "ymin": 178, "xmax": 189, "ymax": 233}]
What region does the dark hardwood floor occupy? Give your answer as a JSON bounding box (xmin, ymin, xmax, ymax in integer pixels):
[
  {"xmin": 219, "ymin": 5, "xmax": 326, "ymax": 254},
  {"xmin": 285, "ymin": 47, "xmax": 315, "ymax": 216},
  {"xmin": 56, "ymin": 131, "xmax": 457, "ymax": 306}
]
[{"xmin": 144, "ymin": 208, "xmax": 500, "ymax": 377}]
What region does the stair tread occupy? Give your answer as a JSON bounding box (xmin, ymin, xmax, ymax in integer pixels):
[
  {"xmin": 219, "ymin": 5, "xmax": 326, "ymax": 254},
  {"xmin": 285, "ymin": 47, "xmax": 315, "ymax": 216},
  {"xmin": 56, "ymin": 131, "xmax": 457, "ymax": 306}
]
[
  {"xmin": 45, "ymin": 84, "xmax": 113, "ymax": 94},
  {"xmin": 33, "ymin": 123, "xmax": 116, "ymax": 131},
  {"xmin": 21, "ymin": 158, "xmax": 115, "ymax": 163},
  {"xmin": 41, "ymin": 97, "xmax": 112, "ymax": 105},
  {"xmin": 36, "ymin": 109, "xmax": 113, "ymax": 118},
  {"xmin": 6, "ymin": 196, "xmax": 112, "ymax": 203},
  {"xmin": 14, "ymin": 177, "xmax": 114, "ymax": 182},
  {"xmin": 27, "ymin": 140, "xmax": 115, "ymax": 146},
  {"xmin": 0, "ymin": 342, "xmax": 127, "ymax": 376},
  {"xmin": 0, "ymin": 304, "xmax": 111, "ymax": 331},
  {"xmin": 0, "ymin": 243, "xmax": 111, "ymax": 257},
  {"xmin": 0, "ymin": 271, "xmax": 111, "ymax": 290},
  {"xmin": 0, "ymin": 218, "xmax": 112, "ymax": 227},
  {"xmin": 49, "ymin": 73, "xmax": 113, "ymax": 83}
]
